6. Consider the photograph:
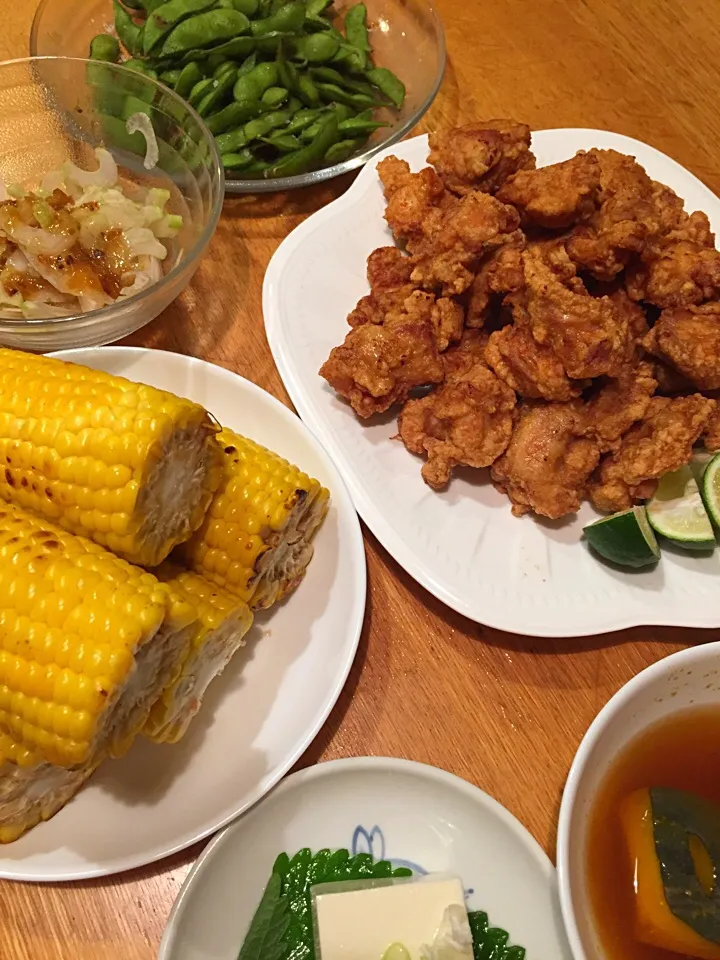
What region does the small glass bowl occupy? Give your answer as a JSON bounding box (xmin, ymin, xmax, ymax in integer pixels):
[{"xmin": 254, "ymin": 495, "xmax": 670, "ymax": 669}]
[
  {"xmin": 0, "ymin": 57, "xmax": 224, "ymax": 350},
  {"xmin": 31, "ymin": 0, "xmax": 445, "ymax": 194}
]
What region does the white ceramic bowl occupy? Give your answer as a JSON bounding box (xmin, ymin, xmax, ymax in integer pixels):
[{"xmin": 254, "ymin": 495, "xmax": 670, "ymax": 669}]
[{"xmin": 556, "ymin": 641, "xmax": 720, "ymax": 960}]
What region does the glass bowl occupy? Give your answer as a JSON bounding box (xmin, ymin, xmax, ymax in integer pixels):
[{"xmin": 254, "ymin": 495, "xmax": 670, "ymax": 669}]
[
  {"xmin": 31, "ymin": 0, "xmax": 445, "ymax": 194},
  {"xmin": 0, "ymin": 57, "xmax": 223, "ymax": 350}
]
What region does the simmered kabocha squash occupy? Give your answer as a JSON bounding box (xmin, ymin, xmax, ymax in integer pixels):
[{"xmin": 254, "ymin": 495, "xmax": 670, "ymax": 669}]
[{"xmin": 621, "ymin": 787, "xmax": 720, "ymax": 959}]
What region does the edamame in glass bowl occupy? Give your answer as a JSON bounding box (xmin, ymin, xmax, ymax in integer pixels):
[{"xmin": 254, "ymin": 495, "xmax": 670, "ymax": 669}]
[
  {"xmin": 31, "ymin": 0, "xmax": 445, "ymax": 193},
  {"xmin": 0, "ymin": 57, "xmax": 223, "ymax": 350}
]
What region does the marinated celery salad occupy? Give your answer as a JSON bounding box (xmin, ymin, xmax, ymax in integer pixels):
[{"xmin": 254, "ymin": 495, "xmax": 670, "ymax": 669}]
[
  {"xmin": 237, "ymin": 847, "xmax": 525, "ymax": 960},
  {"xmin": 0, "ymin": 147, "xmax": 182, "ymax": 319}
]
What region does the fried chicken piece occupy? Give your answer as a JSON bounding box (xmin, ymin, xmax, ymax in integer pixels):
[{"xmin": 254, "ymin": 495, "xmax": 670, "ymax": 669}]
[
  {"xmin": 466, "ymin": 240, "xmax": 525, "ymax": 328},
  {"xmin": 410, "ymin": 191, "xmax": 521, "ymax": 296},
  {"xmin": 625, "ymin": 212, "xmax": 720, "ymax": 308},
  {"xmin": 320, "ymin": 294, "xmax": 443, "ymax": 417},
  {"xmin": 485, "ymin": 324, "xmax": 582, "ymax": 401},
  {"xmin": 377, "ymin": 157, "xmax": 447, "ymax": 246},
  {"xmin": 511, "ymin": 251, "xmax": 630, "ymax": 379},
  {"xmin": 490, "ymin": 402, "xmax": 600, "ymax": 519},
  {"xmin": 348, "ymin": 246, "xmax": 416, "ymax": 328},
  {"xmin": 397, "ymin": 362, "xmax": 516, "ymax": 488},
  {"xmin": 427, "ymin": 120, "xmax": 535, "ymax": 196},
  {"xmin": 565, "ymin": 149, "xmax": 682, "ymax": 280},
  {"xmin": 652, "ymin": 358, "xmax": 694, "ymax": 395},
  {"xmin": 580, "ymin": 361, "xmax": 657, "ymax": 453},
  {"xmin": 704, "ymin": 407, "xmax": 720, "ymax": 450},
  {"xmin": 525, "ymin": 235, "xmax": 578, "ymax": 282},
  {"xmin": 432, "ymin": 297, "xmax": 464, "ymax": 351},
  {"xmin": 497, "ymin": 152, "xmax": 601, "ymax": 229},
  {"xmin": 641, "ymin": 302, "xmax": 720, "ymax": 389},
  {"xmin": 589, "ymin": 395, "xmax": 717, "ymax": 512},
  {"xmin": 442, "ymin": 328, "xmax": 491, "ymax": 380}
]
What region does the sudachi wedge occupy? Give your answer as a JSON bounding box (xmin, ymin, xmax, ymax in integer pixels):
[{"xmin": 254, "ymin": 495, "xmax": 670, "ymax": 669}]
[
  {"xmin": 177, "ymin": 427, "xmax": 330, "ymax": 609},
  {"xmin": 0, "ymin": 501, "xmax": 198, "ymax": 768},
  {"xmin": 0, "ymin": 348, "xmax": 223, "ymax": 567},
  {"xmin": 145, "ymin": 563, "xmax": 253, "ymax": 744}
]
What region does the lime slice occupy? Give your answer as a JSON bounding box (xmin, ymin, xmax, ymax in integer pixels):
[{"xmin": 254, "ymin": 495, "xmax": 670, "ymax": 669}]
[
  {"xmin": 382, "ymin": 945, "xmax": 412, "ymax": 960},
  {"xmin": 647, "ymin": 465, "xmax": 716, "ymax": 550},
  {"xmin": 702, "ymin": 452, "xmax": 720, "ymax": 529},
  {"xmin": 584, "ymin": 506, "xmax": 660, "ymax": 567}
]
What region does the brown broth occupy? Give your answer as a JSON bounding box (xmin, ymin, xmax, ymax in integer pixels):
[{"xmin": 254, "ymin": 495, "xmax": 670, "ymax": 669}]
[{"xmin": 586, "ymin": 705, "xmax": 720, "ymax": 960}]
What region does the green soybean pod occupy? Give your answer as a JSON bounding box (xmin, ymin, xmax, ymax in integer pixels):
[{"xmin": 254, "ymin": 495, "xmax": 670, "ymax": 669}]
[
  {"xmin": 243, "ymin": 108, "xmax": 291, "ymax": 140},
  {"xmin": 198, "ymin": 70, "xmax": 237, "ymax": 115},
  {"xmin": 205, "ymin": 99, "xmax": 263, "ymax": 134},
  {"xmin": 174, "ymin": 60, "xmax": 204, "ymax": 97},
  {"xmin": 293, "ymin": 31, "xmax": 339, "ymax": 63},
  {"xmin": 146, "ymin": 0, "xmax": 166, "ymax": 10},
  {"xmin": 296, "ymin": 73, "xmax": 320, "ymax": 107},
  {"xmin": 284, "ymin": 107, "xmax": 321, "ymax": 133},
  {"xmin": 261, "ymin": 132, "xmax": 301, "ymax": 152},
  {"xmin": 261, "ymin": 85, "xmax": 289, "ymax": 107},
  {"xmin": 266, "ymin": 112, "xmax": 339, "ymax": 177},
  {"xmin": 160, "ymin": 67, "xmax": 182, "ymax": 85},
  {"xmin": 188, "ymin": 76, "xmax": 214, "ymax": 106},
  {"xmin": 122, "ymin": 58, "xmax": 158, "ymax": 79},
  {"xmin": 216, "ymin": 126, "xmax": 249, "ymax": 152},
  {"xmin": 365, "ymin": 66, "xmax": 406, "ymax": 108},
  {"xmin": 89, "ymin": 35, "xmax": 121, "ymax": 63},
  {"xmin": 113, "ymin": 0, "xmax": 142, "ymax": 55},
  {"xmin": 179, "ymin": 34, "xmax": 255, "ymax": 61},
  {"xmin": 233, "ymin": 61, "xmax": 279, "ymax": 100},
  {"xmin": 338, "ymin": 116, "xmax": 386, "ymax": 135},
  {"xmin": 222, "ymin": 148, "xmax": 255, "ymax": 170},
  {"xmin": 306, "ymin": 0, "xmax": 332, "ymax": 15},
  {"xmin": 159, "ymin": 9, "xmax": 251, "ymax": 57},
  {"xmin": 213, "ymin": 59, "xmax": 237, "ymax": 79},
  {"xmin": 344, "ymin": 3, "xmax": 371, "ymax": 52},
  {"xmin": 250, "ymin": 1, "xmax": 307, "ymax": 37},
  {"xmin": 311, "ymin": 66, "xmax": 374, "ymax": 95},
  {"xmin": 143, "ymin": 0, "xmax": 217, "ymax": 54},
  {"xmin": 236, "ymin": 52, "xmax": 258, "ymax": 76},
  {"xmin": 325, "ymin": 136, "xmax": 362, "ymax": 164},
  {"xmin": 316, "ymin": 81, "xmax": 373, "ymax": 107}
]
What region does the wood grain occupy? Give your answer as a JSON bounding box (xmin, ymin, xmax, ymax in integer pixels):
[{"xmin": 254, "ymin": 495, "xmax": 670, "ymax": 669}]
[{"xmin": 3, "ymin": 2, "xmax": 720, "ymax": 957}]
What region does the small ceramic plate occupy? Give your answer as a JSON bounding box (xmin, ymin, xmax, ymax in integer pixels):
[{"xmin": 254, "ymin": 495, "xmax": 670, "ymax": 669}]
[
  {"xmin": 263, "ymin": 129, "xmax": 720, "ymax": 637},
  {"xmin": 0, "ymin": 348, "xmax": 366, "ymax": 882},
  {"xmin": 159, "ymin": 757, "xmax": 572, "ymax": 960}
]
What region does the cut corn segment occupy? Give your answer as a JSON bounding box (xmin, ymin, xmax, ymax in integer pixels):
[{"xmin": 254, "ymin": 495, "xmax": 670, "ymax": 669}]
[
  {"xmin": 0, "ymin": 733, "xmax": 103, "ymax": 843},
  {"xmin": 0, "ymin": 349, "xmax": 223, "ymax": 567},
  {"xmin": 0, "ymin": 502, "xmax": 197, "ymax": 768},
  {"xmin": 145, "ymin": 563, "xmax": 253, "ymax": 744},
  {"xmin": 177, "ymin": 428, "xmax": 330, "ymax": 609}
]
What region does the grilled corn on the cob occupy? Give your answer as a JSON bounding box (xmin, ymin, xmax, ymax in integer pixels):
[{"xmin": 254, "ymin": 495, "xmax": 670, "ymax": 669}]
[
  {"xmin": 177, "ymin": 428, "xmax": 330, "ymax": 609},
  {"xmin": 0, "ymin": 734, "xmax": 102, "ymax": 843},
  {"xmin": 0, "ymin": 502, "xmax": 198, "ymax": 767},
  {"xmin": 0, "ymin": 349, "xmax": 223, "ymax": 567},
  {"xmin": 145, "ymin": 564, "xmax": 253, "ymax": 744}
]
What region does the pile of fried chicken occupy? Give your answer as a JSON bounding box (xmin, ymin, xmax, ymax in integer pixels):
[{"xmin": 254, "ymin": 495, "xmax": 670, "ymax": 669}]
[{"xmin": 319, "ymin": 119, "xmax": 720, "ymax": 520}]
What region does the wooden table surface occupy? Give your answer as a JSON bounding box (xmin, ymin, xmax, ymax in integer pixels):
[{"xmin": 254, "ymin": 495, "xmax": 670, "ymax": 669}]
[{"xmin": 4, "ymin": 2, "xmax": 720, "ymax": 957}]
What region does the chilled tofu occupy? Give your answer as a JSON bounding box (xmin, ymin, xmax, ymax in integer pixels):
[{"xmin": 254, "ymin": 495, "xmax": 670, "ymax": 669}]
[{"xmin": 312, "ymin": 873, "xmax": 474, "ymax": 959}]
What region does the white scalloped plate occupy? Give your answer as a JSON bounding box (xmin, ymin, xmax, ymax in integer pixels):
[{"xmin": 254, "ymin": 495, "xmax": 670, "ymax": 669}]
[
  {"xmin": 264, "ymin": 129, "xmax": 720, "ymax": 637},
  {"xmin": 0, "ymin": 348, "xmax": 365, "ymax": 881},
  {"xmin": 159, "ymin": 758, "xmax": 572, "ymax": 960}
]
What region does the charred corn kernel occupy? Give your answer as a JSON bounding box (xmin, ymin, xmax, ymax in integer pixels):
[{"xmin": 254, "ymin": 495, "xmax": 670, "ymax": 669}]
[
  {"xmin": 0, "ymin": 502, "xmax": 197, "ymax": 768},
  {"xmin": 145, "ymin": 563, "xmax": 253, "ymax": 743},
  {"xmin": 177, "ymin": 428, "xmax": 330, "ymax": 609},
  {"xmin": 0, "ymin": 349, "xmax": 224, "ymax": 567}
]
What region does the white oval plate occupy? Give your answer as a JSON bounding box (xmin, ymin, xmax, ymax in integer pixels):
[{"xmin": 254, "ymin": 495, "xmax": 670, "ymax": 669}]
[
  {"xmin": 0, "ymin": 347, "xmax": 366, "ymax": 882},
  {"xmin": 159, "ymin": 757, "xmax": 572, "ymax": 960},
  {"xmin": 264, "ymin": 129, "xmax": 720, "ymax": 637}
]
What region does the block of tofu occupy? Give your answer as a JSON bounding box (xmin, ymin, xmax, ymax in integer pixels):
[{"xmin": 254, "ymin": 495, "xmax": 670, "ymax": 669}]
[{"xmin": 311, "ymin": 872, "xmax": 474, "ymax": 959}]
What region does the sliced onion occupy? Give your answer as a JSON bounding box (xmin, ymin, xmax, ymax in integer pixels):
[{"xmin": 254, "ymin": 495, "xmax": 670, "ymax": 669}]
[
  {"xmin": 124, "ymin": 226, "xmax": 167, "ymax": 260},
  {"xmin": 118, "ymin": 255, "xmax": 163, "ymax": 298},
  {"xmin": 64, "ymin": 148, "xmax": 118, "ymax": 191},
  {"xmin": 1, "ymin": 221, "xmax": 75, "ymax": 257},
  {"xmin": 39, "ymin": 169, "xmax": 65, "ymax": 196},
  {"xmin": 126, "ymin": 113, "xmax": 159, "ymax": 171}
]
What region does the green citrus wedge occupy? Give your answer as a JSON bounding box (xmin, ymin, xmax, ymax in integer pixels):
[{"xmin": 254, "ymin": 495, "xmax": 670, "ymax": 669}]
[
  {"xmin": 382, "ymin": 946, "xmax": 412, "ymax": 960},
  {"xmin": 584, "ymin": 506, "xmax": 660, "ymax": 567},
  {"xmin": 647, "ymin": 465, "xmax": 716, "ymax": 551},
  {"xmin": 701, "ymin": 452, "xmax": 720, "ymax": 529}
]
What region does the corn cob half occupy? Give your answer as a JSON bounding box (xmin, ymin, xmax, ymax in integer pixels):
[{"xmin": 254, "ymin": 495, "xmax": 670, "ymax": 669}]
[
  {"xmin": 0, "ymin": 349, "xmax": 223, "ymax": 567},
  {"xmin": 176, "ymin": 428, "xmax": 330, "ymax": 609},
  {"xmin": 0, "ymin": 734, "xmax": 102, "ymax": 843},
  {"xmin": 0, "ymin": 502, "xmax": 198, "ymax": 768},
  {"xmin": 145, "ymin": 564, "xmax": 253, "ymax": 744}
]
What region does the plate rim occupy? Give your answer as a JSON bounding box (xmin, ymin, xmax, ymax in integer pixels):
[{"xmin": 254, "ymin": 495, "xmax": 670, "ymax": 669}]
[
  {"xmin": 158, "ymin": 755, "xmax": 556, "ymax": 960},
  {"xmin": 263, "ymin": 128, "xmax": 720, "ymax": 638},
  {"xmin": 0, "ymin": 346, "xmax": 366, "ymax": 882}
]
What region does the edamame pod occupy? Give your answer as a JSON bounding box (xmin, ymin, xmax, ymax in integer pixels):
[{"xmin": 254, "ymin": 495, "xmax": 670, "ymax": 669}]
[
  {"xmin": 293, "ymin": 31, "xmax": 339, "ymax": 62},
  {"xmin": 173, "ymin": 60, "xmax": 203, "ymax": 96},
  {"xmin": 265, "ymin": 112, "xmax": 339, "ymax": 177},
  {"xmin": 90, "ymin": 35, "xmax": 121, "ymax": 62},
  {"xmin": 205, "ymin": 99, "xmax": 264, "ymax": 134},
  {"xmin": 143, "ymin": 0, "xmax": 216, "ymax": 54},
  {"xmin": 197, "ymin": 69, "xmax": 237, "ymax": 115},
  {"xmin": 188, "ymin": 76, "xmax": 214, "ymax": 105},
  {"xmin": 365, "ymin": 66, "xmax": 406, "ymax": 108},
  {"xmin": 114, "ymin": 0, "xmax": 142, "ymax": 55},
  {"xmin": 159, "ymin": 9, "xmax": 250, "ymax": 57},
  {"xmin": 344, "ymin": 3, "xmax": 371, "ymax": 52},
  {"xmin": 233, "ymin": 61, "xmax": 278, "ymax": 100},
  {"xmin": 324, "ymin": 137, "xmax": 363, "ymax": 164},
  {"xmin": 250, "ymin": 1, "xmax": 306, "ymax": 36}
]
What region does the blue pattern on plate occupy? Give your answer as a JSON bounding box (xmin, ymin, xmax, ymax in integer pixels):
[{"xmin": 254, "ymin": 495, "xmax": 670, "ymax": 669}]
[{"xmin": 351, "ymin": 824, "xmax": 472, "ymax": 897}]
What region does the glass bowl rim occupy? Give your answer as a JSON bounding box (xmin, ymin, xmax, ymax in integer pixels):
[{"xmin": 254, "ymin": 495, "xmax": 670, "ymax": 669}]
[
  {"xmin": 30, "ymin": 0, "xmax": 446, "ymax": 195},
  {"xmin": 0, "ymin": 55, "xmax": 224, "ymax": 332}
]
